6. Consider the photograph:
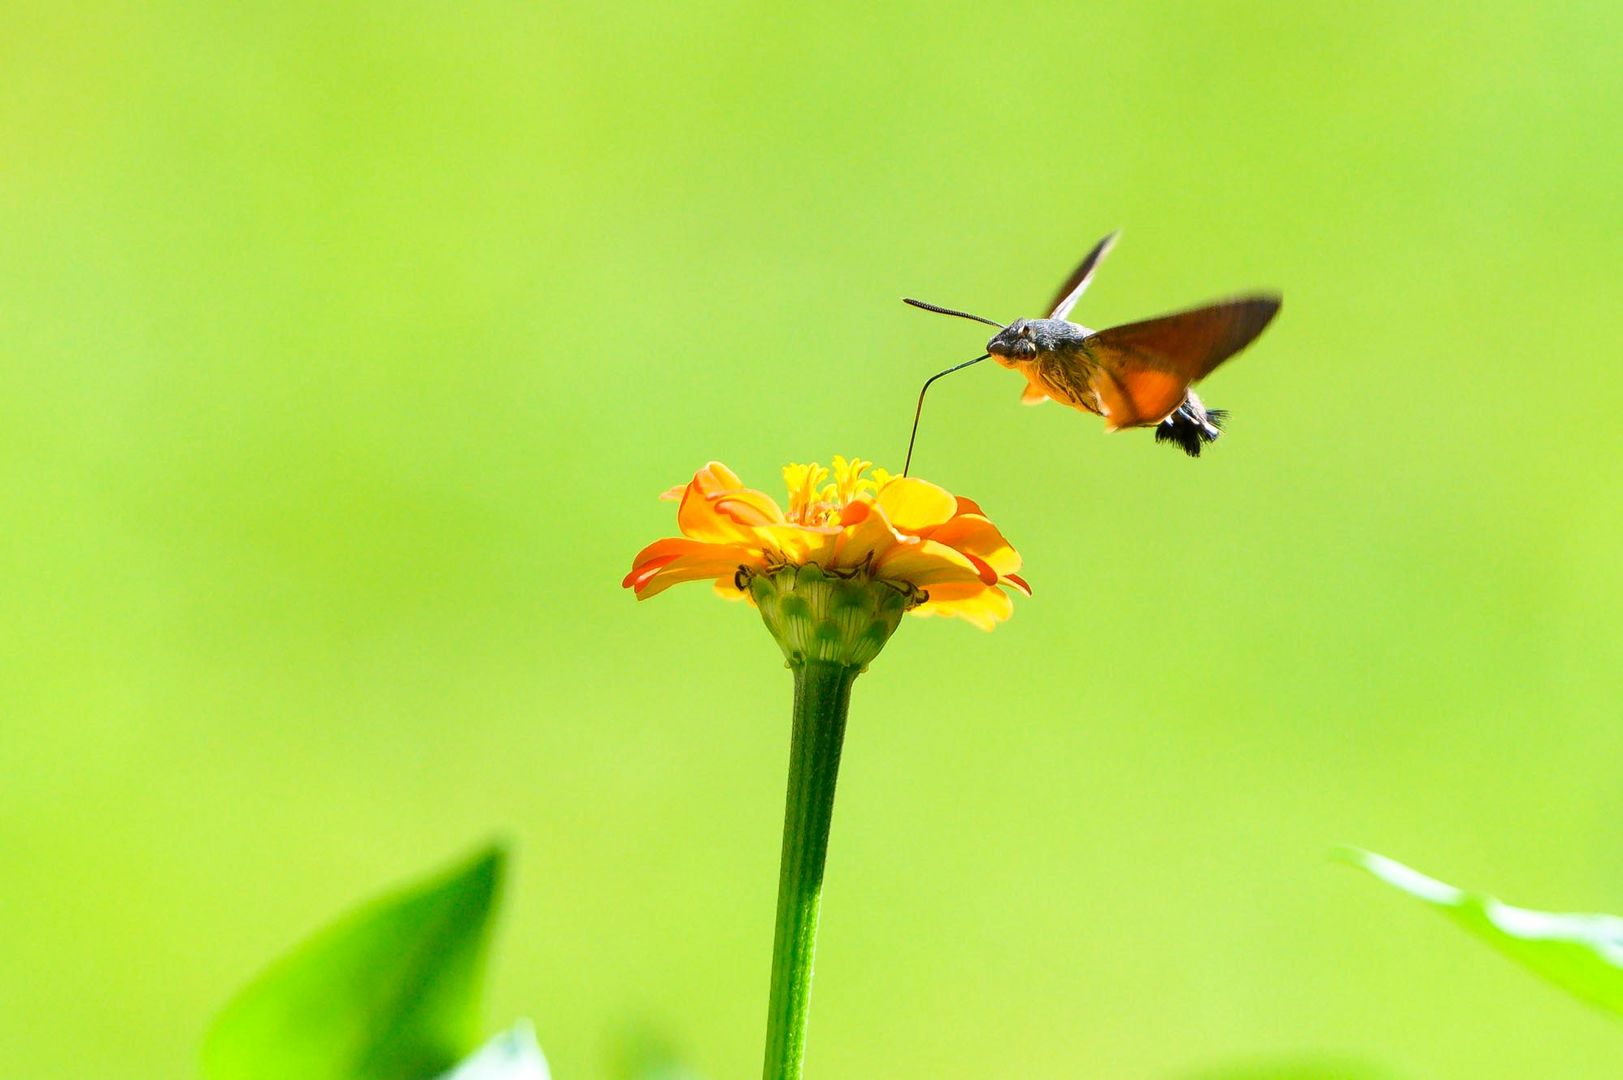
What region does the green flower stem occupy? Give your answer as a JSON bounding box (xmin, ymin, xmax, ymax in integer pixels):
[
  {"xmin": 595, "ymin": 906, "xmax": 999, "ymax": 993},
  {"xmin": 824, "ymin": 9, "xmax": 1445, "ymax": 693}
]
[{"xmin": 762, "ymin": 658, "xmax": 860, "ymax": 1080}]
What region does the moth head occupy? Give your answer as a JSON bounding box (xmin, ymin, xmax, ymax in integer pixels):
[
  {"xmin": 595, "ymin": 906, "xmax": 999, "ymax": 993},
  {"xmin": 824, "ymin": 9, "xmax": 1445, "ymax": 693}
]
[{"xmin": 987, "ymin": 320, "xmax": 1039, "ymax": 362}]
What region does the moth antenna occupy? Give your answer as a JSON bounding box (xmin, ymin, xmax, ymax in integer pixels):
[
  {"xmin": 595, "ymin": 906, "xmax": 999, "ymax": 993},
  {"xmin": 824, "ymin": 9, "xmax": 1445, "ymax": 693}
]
[
  {"xmin": 903, "ymin": 353, "xmax": 990, "ymax": 476},
  {"xmin": 902, "ymin": 297, "xmax": 1006, "ymax": 329}
]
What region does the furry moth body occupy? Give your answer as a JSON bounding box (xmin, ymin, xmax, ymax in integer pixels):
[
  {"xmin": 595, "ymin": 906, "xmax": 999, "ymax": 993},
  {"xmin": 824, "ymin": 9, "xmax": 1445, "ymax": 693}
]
[{"xmin": 903, "ymin": 232, "xmax": 1280, "ymax": 465}]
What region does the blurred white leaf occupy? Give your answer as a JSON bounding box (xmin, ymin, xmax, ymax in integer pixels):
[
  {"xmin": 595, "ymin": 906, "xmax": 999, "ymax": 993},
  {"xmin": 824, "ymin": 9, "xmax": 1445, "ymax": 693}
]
[
  {"xmin": 438, "ymin": 1022, "xmax": 550, "ymax": 1080},
  {"xmin": 1341, "ymin": 846, "xmax": 1623, "ymax": 1018}
]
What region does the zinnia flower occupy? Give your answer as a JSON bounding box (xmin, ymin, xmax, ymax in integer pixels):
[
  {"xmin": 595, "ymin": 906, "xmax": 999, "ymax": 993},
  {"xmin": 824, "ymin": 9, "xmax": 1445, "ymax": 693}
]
[
  {"xmin": 624, "ymin": 456, "xmax": 1028, "ymax": 636},
  {"xmin": 624, "ymin": 455, "xmax": 1030, "ymax": 1080}
]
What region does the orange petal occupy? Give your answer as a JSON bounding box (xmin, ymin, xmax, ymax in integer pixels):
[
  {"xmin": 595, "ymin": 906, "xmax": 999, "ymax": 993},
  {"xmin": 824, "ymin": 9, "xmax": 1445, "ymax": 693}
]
[
  {"xmin": 677, "ymin": 466, "xmax": 785, "ymax": 543},
  {"xmin": 625, "ymin": 535, "xmax": 757, "ymax": 596},
  {"xmin": 874, "ymin": 537, "xmax": 986, "ymax": 587},
  {"xmin": 962, "ymin": 552, "xmax": 999, "ymax": 586},
  {"xmin": 830, "ymin": 501, "xmax": 902, "ymax": 571},
  {"xmin": 624, "ymin": 537, "xmax": 720, "ymax": 589},
  {"xmin": 676, "ymin": 480, "xmax": 746, "ymax": 543},
  {"xmin": 713, "ymin": 489, "xmax": 787, "ymax": 529},
  {"xmin": 634, "ymin": 550, "xmax": 761, "ymax": 600},
  {"xmin": 925, "ymin": 514, "xmax": 1022, "ymax": 578},
  {"xmin": 696, "ymin": 461, "xmax": 744, "ymax": 490},
  {"xmin": 623, "ymin": 552, "xmax": 681, "ymax": 591},
  {"xmin": 874, "ymin": 477, "xmax": 958, "ymax": 532},
  {"xmin": 628, "ymin": 535, "xmax": 718, "ymax": 566}
]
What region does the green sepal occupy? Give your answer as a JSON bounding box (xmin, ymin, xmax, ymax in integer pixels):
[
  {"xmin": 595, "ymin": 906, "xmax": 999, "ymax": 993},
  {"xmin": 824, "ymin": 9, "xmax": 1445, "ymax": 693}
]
[{"xmin": 748, "ymin": 563, "xmax": 913, "ymax": 670}]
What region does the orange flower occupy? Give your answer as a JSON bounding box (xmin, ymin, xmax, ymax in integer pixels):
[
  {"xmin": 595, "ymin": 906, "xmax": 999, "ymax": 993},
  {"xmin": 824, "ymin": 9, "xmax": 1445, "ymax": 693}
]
[{"xmin": 624, "ymin": 457, "xmax": 1029, "ymax": 630}]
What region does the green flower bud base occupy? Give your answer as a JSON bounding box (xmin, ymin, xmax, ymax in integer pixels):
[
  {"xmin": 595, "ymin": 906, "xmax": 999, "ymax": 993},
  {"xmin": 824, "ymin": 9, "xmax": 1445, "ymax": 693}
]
[{"xmin": 748, "ymin": 563, "xmax": 914, "ymax": 670}]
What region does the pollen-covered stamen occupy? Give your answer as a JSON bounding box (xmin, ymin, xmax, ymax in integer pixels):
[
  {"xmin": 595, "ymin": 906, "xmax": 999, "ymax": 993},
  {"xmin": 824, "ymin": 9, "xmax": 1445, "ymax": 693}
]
[
  {"xmin": 784, "ymin": 456, "xmax": 889, "ymax": 526},
  {"xmin": 828, "ymin": 455, "xmax": 880, "ymax": 506},
  {"xmin": 798, "ymin": 500, "xmax": 842, "ymax": 527},
  {"xmin": 782, "ymin": 462, "xmax": 832, "ymax": 524}
]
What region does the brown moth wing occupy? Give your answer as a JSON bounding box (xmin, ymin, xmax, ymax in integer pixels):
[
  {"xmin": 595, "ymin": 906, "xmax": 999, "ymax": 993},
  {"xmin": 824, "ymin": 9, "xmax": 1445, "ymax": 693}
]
[
  {"xmin": 1091, "ymin": 366, "xmax": 1189, "ymax": 431},
  {"xmin": 1046, "ymin": 231, "xmax": 1119, "ymax": 321},
  {"xmin": 1084, "ymin": 295, "xmax": 1280, "ymax": 429}
]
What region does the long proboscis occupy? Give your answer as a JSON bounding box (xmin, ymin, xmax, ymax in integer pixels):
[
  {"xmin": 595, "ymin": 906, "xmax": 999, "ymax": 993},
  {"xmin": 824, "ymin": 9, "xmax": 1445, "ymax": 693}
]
[
  {"xmin": 903, "ymin": 353, "xmax": 990, "ymax": 477},
  {"xmin": 900, "ymin": 297, "xmax": 1005, "ymax": 476}
]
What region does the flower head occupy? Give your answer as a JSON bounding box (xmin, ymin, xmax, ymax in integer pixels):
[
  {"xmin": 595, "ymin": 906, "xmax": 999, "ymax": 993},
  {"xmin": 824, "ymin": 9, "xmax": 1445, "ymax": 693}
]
[{"xmin": 624, "ymin": 457, "xmax": 1029, "ymax": 656}]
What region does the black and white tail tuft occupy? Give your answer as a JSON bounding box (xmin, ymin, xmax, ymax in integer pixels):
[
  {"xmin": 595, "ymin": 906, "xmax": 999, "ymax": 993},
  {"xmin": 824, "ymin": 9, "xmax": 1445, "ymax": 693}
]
[{"xmin": 1155, "ymin": 392, "xmax": 1227, "ymax": 458}]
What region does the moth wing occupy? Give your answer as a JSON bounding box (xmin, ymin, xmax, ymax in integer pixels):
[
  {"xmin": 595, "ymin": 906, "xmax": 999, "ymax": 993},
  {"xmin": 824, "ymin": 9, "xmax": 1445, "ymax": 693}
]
[
  {"xmin": 1084, "ymin": 295, "xmax": 1280, "ymax": 429},
  {"xmin": 1046, "ymin": 231, "xmax": 1119, "ymax": 321}
]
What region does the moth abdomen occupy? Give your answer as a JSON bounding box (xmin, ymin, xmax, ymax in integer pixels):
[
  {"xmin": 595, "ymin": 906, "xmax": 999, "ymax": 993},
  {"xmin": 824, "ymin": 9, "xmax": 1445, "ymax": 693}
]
[{"xmin": 1154, "ymin": 393, "xmax": 1226, "ymax": 458}]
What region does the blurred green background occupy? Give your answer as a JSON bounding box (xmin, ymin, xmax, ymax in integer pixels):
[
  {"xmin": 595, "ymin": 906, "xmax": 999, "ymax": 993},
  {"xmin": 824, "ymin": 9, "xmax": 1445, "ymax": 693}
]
[{"xmin": 3, "ymin": 2, "xmax": 1620, "ymax": 1077}]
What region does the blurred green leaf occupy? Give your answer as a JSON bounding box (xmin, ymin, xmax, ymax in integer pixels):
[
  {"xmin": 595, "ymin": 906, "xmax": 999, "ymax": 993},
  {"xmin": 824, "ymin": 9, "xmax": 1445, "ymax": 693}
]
[
  {"xmin": 436, "ymin": 1022, "xmax": 549, "ymax": 1080},
  {"xmin": 1339, "ymin": 847, "xmax": 1623, "ymax": 1018},
  {"xmin": 202, "ymin": 845, "xmax": 506, "ymax": 1080}
]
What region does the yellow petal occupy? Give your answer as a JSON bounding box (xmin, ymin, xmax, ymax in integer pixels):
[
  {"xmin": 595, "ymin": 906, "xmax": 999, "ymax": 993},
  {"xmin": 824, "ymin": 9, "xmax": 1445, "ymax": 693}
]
[
  {"xmin": 874, "ymin": 476, "xmax": 959, "ymax": 532},
  {"xmin": 828, "ymin": 500, "xmax": 901, "ymax": 571},
  {"xmin": 712, "ymin": 577, "xmax": 754, "ymax": 603},
  {"xmin": 753, "ymin": 523, "xmax": 837, "ymax": 567},
  {"xmin": 874, "ymin": 536, "xmax": 986, "ymax": 587},
  {"xmin": 910, "ymin": 581, "xmax": 1014, "ymax": 629}
]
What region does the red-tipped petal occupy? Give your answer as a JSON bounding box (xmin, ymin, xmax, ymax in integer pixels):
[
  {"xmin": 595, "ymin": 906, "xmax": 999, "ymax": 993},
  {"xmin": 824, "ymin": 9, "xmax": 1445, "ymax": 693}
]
[
  {"xmin": 634, "ymin": 551, "xmax": 760, "ymax": 600},
  {"xmin": 963, "ymin": 552, "xmax": 999, "ymax": 586},
  {"xmin": 623, "ymin": 553, "xmax": 681, "ymax": 591}
]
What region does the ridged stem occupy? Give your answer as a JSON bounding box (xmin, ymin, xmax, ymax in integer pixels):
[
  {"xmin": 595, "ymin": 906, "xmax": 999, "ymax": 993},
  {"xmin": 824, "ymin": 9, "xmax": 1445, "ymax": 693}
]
[{"xmin": 761, "ymin": 659, "xmax": 859, "ymax": 1080}]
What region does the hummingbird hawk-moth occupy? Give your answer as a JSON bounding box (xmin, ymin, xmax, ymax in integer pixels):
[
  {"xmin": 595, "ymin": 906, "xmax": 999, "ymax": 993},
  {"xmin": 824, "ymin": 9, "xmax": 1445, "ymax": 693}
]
[{"xmin": 901, "ymin": 232, "xmax": 1280, "ymax": 472}]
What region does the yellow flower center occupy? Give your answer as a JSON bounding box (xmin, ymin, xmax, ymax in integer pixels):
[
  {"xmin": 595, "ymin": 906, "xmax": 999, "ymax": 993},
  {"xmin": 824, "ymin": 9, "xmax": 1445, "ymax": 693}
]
[{"xmin": 781, "ymin": 455, "xmax": 894, "ymax": 527}]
